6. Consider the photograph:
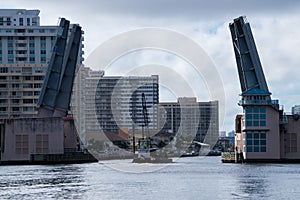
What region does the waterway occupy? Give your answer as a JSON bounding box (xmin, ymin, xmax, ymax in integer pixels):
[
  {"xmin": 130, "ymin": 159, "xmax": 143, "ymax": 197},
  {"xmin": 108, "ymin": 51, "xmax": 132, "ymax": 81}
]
[{"xmin": 0, "ymin": 156, "xmax": 299, "ymax": 199}]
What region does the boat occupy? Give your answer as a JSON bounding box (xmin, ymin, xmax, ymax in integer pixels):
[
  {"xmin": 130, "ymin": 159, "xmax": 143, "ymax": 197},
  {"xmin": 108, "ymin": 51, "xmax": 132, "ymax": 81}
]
[{"xmin": 132, "ymin": 139, "xmax": 172, "ymax": 163}]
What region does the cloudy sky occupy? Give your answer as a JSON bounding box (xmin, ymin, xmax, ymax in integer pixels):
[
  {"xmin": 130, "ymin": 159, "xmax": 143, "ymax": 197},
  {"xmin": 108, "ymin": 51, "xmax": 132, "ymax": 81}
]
[{"xmin": 3, "ymin": 0, "xmax": 300, "ymax": 132}]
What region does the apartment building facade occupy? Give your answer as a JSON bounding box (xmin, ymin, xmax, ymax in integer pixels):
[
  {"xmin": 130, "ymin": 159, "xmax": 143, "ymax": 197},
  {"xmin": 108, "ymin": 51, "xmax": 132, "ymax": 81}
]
[
  {"xmin": 158, "ymin": 97, "xmax": 219, "ymax": 145},
  {"xmin": 73, "ymin": 67, "xmax": 159, "ymax": 136},
  {"xmin": 0, "ymin": 9, "xmax": 84, "ymax": 118}
]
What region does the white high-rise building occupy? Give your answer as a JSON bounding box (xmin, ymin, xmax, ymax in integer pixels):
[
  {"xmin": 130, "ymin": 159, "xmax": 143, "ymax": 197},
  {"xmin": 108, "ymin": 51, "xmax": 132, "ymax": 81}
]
[
  {"xmin": 0, "ymin": 9, "xmax": 84, "ymax": 118},
  {"xmin": 292, "ymin": 105, "xmax": 300, "ymax": 115},
  {"xmin": 73, "ymin": 67, "xmax": 159, "ymax": 135}
]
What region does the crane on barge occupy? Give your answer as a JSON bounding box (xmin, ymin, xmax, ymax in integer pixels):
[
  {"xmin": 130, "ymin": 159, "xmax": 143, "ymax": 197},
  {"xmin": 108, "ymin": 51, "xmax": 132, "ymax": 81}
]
[{"xmin": 133, "ymin": 93, "xmax": 172, "ymax": 163}]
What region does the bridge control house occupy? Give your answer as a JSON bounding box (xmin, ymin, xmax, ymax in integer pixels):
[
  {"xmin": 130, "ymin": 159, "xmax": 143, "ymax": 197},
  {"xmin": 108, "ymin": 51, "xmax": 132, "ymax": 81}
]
[{"xmin": 231, "ymin": 16, "xmax": 300, "ymax": 162}]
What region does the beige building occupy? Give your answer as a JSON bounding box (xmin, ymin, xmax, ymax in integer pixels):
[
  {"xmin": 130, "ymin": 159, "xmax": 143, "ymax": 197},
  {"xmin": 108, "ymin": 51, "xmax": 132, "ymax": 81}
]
[
  {"xmin": 234, "ymin": 89, "xmax": 300, "ymax": 162},
  {"xmin": 159, "ymin": 97, "xmax": 219, "ymax": 147}
]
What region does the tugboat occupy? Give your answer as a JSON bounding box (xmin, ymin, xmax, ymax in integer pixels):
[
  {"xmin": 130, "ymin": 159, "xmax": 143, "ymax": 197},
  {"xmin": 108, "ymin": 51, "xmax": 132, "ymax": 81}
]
[
  {"xmin": 132, "ymin": 138, "xmax": 172, "ymax": 163},
  {"xmin": 132, "ymin": 93, "xmax": 172, "ymax": 163}
]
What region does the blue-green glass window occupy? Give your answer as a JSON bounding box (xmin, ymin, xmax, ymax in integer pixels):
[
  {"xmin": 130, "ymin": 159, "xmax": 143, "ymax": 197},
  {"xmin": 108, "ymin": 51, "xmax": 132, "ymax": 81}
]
[
  {"xmin": 247, "ymin": 139, "xmax": 252, "ymax": 145},
  {"xmin": 245, "ymin": 106, "xmax": 266, "ymax": 127},
  {"xmin": 245, "ymin": 132, "xmax": 267, "ymax": 153},
  {"xmin": 254, "ymin": 147, "xmax": 260, "ymax": 152},
  {"xmin": 246, "ymin": 114, "xmax": 252, "ymax": 119},
  {"xmin": 260, "ymin": 121, "xmax": 266, "ymax": 126},
  {"xmin": 247, "ymin": 146, "xmax": 252, "ymax": 152}
]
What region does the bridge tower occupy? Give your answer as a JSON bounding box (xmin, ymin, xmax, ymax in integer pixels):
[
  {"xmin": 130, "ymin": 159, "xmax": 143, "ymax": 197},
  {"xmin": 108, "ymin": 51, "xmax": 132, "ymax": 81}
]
[{"xmin": 230, "ymin": 16, "xmax": 281, "ymax": 161}]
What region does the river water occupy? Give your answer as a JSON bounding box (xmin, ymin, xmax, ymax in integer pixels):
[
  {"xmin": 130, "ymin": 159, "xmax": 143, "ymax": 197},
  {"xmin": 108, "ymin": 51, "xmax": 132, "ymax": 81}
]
[{"xmin": 0, "ymin": 156, "xmax": 299, "ymax": 199}]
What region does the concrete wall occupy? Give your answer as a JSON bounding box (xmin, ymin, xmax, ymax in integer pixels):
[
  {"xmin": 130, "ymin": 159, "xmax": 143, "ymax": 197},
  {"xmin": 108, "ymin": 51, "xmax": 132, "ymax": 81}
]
[
  {"xmin": 282, "ymin": 115, "xmax": 300, "ymax": 159},
  {"xmin": 1, "ymin": 117, "xmax": 65, "ymax": 161},
  {"xmin": 63, "ymin": 117, "xmax": 78, "ymax": 152}
]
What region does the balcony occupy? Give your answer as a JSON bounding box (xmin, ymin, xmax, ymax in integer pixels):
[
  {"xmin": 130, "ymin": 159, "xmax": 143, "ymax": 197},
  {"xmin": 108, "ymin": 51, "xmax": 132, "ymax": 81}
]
[
  {"xmin": 15, "ymin": 54, "xmax": 27, "ymax": 58},
  {"xmin": 238, "ymin": 99, "xmax": 279, "ymax": 106},
  {"xmin": 15, "ymin": 40, "xmax": 27, "ymax": 44},
  {"xmin": 15, "ymin": 46, "xmax": 27, "ymax": 51}
]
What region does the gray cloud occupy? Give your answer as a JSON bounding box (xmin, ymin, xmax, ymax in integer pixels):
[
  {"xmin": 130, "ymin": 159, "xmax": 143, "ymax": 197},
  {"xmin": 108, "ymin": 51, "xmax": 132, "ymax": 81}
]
[
  {"xmin": 74, "ymin": 0, "xmax": 300, "ymax": 19},
  {"xmin": 5, "ymin": 0, "xmax": 300, "ymax": 21}
]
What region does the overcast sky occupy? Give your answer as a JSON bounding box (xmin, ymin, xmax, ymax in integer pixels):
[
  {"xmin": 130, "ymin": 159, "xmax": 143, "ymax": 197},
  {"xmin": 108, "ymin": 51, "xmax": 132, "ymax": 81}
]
[{"xmin": 3, "ymin": 0, "xmax": 300, "ymax": 132}]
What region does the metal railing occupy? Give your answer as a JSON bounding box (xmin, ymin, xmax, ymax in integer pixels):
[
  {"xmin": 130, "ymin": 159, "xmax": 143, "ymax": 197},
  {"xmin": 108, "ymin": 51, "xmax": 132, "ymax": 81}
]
[{"xmin": 239, "ymin": 99, "xmax": 279, "ymax": 105}]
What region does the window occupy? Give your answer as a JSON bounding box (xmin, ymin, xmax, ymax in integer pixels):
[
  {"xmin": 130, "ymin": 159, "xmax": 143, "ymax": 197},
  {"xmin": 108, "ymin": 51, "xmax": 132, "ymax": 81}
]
[
  {"xmin": 246, "ymin": 132, "xmax": 266, "ymax": 152},
  {"xmin": 32, "ymin": 18, "xmax": 37, "ymax": 26},
  {"xmin": 23, "ymin": 99, "xmax": 33, "ymax": 104},
  {"xmin": 245, "ymin": 106, "xmax": 266, "ymax": 127},
  {"xmin": 12, "ymin": 99, "xmax": 19, "ymax": 103},
  {"xmin": 12, "ymin": 84, "xmax": 19, "ymax": 88},
  {"xmin": 23, "ymin": 83, "xmax": 33, "ymax": 88},
  {"xmin": 7, "ymin": 18, "xmax": 11, "ymax": 26},
  {"xmin": 40, "ymin": 43, "xmax": 46, "ymax": 48},
  {"xmin": 19, "ymin": 18, "xmax": 24, "ymax": 26},
  {"xmin": 34, "ymin": 76, "xmax": 43, "ymax": 81},
  {"xmin": 15, "ymin": 135, "xmax": 29, "ymax": 154},
  {"xmin": 0, "ymin": 84, "xmax": 6, "ymax": 88},
  {"xmin": 36, "ymin": 134, "xmax": 49, "ymax": 154},
  {"xmin": 15, "ymin": 29, "xmax": 25, "ymax": 33},
  {"xmin": 285, "ymin": 133, "xmax": 297, "ymax": 153},
  {"xmin": 34, "ymin": 83, "xmax": 42, "ymax": 88},
  {"xmin": 16, "ymin": 50, "xmax": 26, "ymax": 54},
  {"xmin": 27, "ymin": 18, "xmax": 30, "ymax": 26},
  {"xmin": 23, "ymin": 91, "xmax": 33, "ymax": 96},
  {"xmin": 23, "ymin": 76, "xmax": 32, "ymax": 81},
  {"xmin": 23, "ymin": 107, "xmax": 34, "ymax": 112},
  {"xmin": 41, "ymin": 57, "xmax": 46, "ymax": 63},
  {"xmin": 16, "ymin": 43, "xmax": 26, "ymax": 47},
  {"xmin": 12, "ymin": 107, "xmax": 20, "ymax": 111},
  {"xmin": 0, "ymin": 67, "xmax": 8, "ymax": 73},
  {"xmin": 16, "ymin": 57, "xmax": 26, "ymax": 62},
  {"xmin": 8, "ymin": 58, "xmax": 14, "ymax": 64}
]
